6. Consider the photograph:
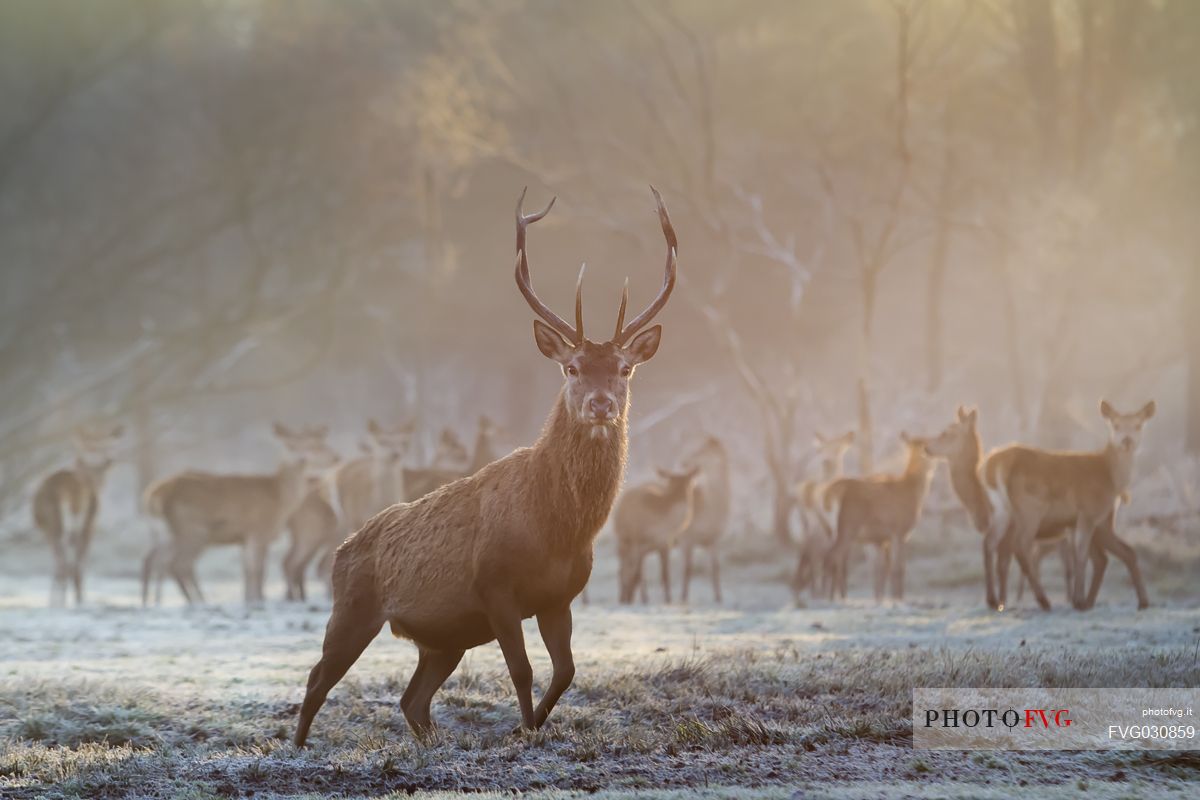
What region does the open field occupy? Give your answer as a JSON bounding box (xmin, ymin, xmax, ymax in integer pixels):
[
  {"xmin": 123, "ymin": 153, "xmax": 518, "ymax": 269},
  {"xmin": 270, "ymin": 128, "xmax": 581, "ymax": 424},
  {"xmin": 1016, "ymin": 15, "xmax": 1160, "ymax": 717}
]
[{"xmin": 2, "ymin": 520, "xmax": 1198, "ymax": 799}]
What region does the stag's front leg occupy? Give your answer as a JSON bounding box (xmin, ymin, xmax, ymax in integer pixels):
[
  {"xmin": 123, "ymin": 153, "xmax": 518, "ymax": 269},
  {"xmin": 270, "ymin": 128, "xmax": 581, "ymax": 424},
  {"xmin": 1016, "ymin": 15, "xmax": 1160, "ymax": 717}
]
[
  {"xmin": 484, "ymin": 595, "xmax": 536, "ymax": 730},
  {"xmin": 533, "ymin": 602, "xmax": 575, "ymax": 728}
]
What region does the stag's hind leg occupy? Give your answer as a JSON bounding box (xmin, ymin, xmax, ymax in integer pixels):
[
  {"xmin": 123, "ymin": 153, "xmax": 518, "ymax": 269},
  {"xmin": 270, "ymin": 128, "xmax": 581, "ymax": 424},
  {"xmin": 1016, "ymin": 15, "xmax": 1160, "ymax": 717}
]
[
  {"xmin": 294, "ymin": 604, "xmax": 382, "ymax": 747},
  {"xmin": 401, "ymin": 647, "xmax": 465, "ymax": 735}
]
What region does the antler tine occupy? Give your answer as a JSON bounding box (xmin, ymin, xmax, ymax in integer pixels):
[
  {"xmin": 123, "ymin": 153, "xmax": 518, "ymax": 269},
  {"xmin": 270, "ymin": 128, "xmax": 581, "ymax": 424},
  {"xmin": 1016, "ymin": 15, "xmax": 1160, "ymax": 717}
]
[
  {"xmin": 514, "ymin": 188, "xmax": 581, "ymax": 343},
  {"xmin": 575, "ymin": 263, "xmax": 586, "ymax": 342},
  {"xmin": 613, "ymin": 185, "xmax": 678, "ymax": 345},
  {"xmin": 612, "ymin": 277, "xmax": 629, "ymax": 341}
]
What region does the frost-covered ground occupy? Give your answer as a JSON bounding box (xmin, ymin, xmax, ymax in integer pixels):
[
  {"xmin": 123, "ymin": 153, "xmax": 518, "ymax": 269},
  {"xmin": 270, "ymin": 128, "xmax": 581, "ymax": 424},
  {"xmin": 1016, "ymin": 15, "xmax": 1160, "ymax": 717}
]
[{"xmin": 1, "ymin": 518, "xmax": 1198, "ymax": 798}]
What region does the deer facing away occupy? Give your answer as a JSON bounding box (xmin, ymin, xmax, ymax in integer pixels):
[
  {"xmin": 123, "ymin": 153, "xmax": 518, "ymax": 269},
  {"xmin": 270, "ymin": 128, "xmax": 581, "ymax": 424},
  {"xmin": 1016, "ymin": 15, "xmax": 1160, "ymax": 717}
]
[
  {"xmin": 824, "ymin": 433, "xmax": 936, "ymax": 602},
  {"xmin": 141, "ymin": 424, "xmax": 336, "ymax": 605},
  {"xmin": 790, "ymin": 430, "xmax": 855, "ymax": 604},
  {"xmin": 613, "ymin": 466, "xmax": 699, "ymax": 604},
  {"xmin": 293, "ymin": 186, "xmax": 678, "ymax": 745},
  {"xmin": 32, "ymin": 424, "xmax": 123, "ymax": 606},
  {"xmin": 981, "ymin": 400, "xmax": 1155, "ymax": 611},
  {"xmin": 678, "ymin": 435, "xmax": 731, "ymax": 603}
]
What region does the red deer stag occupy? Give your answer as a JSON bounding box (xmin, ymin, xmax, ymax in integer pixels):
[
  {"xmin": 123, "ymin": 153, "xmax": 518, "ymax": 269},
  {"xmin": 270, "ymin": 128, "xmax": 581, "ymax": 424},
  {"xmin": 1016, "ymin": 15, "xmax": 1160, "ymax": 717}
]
[
  {"xmin": 294, "ymin": 186, "xmax": 677, "ymax": 744},
  {"xmin": 32, "ymin": 424, "xmax": 123, "ymax": 606}
]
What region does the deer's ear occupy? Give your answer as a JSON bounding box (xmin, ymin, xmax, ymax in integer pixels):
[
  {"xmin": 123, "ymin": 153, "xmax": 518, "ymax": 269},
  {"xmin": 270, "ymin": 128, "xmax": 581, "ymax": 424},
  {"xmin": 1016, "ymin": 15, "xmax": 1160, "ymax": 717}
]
[
  {"xmin": 1100, "ymin": 400, "xmax": 1116, "ymax": 420},
  {"xmin": 1139, "ymin": 400, "xmax": 1156, "ymax": 420},
  {"xmin": 844, "ymin": 431, "xmax": 857, "ymax": 444},
  {"xmin": 273, "ymin": 422, "xmax": 294, "ymax": 439},
  {"xmin": 963, "ymin": 407, "xmax": 977, "ymax": 425},
  {"xmin": 533, "ymin": 320, "xmax": 573, "ymax": 363},
  {"xmin": 899, "ymin": 431, "xmax": 912, "ymax": 444},
  {"xmin": 367, "ymin": 419, "xmax": 381, "ymax": 435},
  {"xmin": 110, "ymin": 424, "xmax": 125, "ymax": 438},
  {"xmin": 625, "ymin": 325, "xmax": 662, "ymax": 365}
]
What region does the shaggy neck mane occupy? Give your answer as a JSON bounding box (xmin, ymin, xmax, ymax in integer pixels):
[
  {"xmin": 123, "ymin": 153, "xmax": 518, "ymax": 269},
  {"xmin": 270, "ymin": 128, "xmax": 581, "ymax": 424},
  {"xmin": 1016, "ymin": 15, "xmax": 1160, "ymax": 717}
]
[
  {"xmin": 949, "ymin": 432, "xmax": 992, "ymax": 533},
  {"xmin": 530, "ymin": 388, "xmax": 628, "ymax": 552}
]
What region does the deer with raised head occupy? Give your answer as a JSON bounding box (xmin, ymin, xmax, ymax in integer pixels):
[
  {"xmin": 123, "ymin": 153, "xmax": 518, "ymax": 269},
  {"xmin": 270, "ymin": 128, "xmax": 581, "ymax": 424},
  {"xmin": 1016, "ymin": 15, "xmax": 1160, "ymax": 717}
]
[
  {"xmin": 293, "ymin": 186, "xmax": 677, "ymax": 745},
  {"xmin": 790, "ymin": 430, "xmax": 855, "ymax": 604},
  {"xmin": 282, "ymin": 454, "xmax": 345, "ymax": 603},
  {"xmin": 614, "ymin": 466, "xmax": 699, "ymax": 604},
  {"xmin": 32, "ymin": 424, "xmax": 123, "ymax": 606},
  {"xmin": 141, "ymin": 424, "xmax": 336, "ymax": 605},
  {"xmin": 678, "ymin": 435, "xmax": 731, "ymax": 603},
  {"xmin": 403, "ymin": 416, "xmax": 503, "ymax": 501},
  {"xmin": 981, "ymin": 400, "xmax": 1155, "ymax": 611},
  {"xmin": 325, "ymin": 420, "xmax": 414, "ymax": 532},
  {"xmin": 824, "ymin": 433, "xmax": 936, "ymax": 602}
]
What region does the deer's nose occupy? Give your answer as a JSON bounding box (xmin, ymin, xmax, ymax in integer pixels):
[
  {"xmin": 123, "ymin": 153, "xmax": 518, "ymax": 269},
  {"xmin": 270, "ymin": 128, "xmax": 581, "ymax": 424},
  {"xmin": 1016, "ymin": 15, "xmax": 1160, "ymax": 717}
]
[{"xmin": 589, "ymin": 396, "xmax": 615, "ymax": 418}]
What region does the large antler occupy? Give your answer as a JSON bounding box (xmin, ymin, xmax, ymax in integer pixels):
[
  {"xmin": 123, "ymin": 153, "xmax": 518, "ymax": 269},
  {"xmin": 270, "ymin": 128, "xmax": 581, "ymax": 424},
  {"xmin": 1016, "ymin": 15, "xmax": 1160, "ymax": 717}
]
[
  {"xmin": 515, "ymin": 188, "xmax": 585, "ymax": 344},
  {"xmin": 612, "ymin": 185, "xmax": 677, "ymax": 345}
]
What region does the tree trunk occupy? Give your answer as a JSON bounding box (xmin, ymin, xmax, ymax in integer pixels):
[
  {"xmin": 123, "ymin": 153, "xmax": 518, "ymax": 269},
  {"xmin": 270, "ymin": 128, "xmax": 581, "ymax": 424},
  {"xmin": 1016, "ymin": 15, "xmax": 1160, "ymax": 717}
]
[
  {"xmin": 995, "ymin": 251, "xmax": 1030, "ymax": 434},
  {"xmin": 926, "ymin": 112, "xmax": 955, "ymax": 393},
  {"xmin": 857, "ymin": 269, "xmax": 877, "ymax": 473}
]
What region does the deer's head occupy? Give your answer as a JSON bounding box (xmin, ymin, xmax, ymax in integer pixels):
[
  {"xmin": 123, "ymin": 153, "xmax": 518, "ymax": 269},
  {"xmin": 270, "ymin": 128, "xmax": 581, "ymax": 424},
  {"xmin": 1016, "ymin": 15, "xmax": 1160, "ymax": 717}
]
[
  {"xmin": 925, "ymin": 406, "xmax": 978, "ymax": 460},
  {"xmin": 814, "ymin": 429, "xmax": 856, "ymax": 467},
  {"xmin": 899, "ymin": 431, "xmax": 935, "ymax": 474},
  {"xmin": 73, "ymin": 423, "xmax": 123, "ymax": 466},
  {"xmin": 655, "ymin": 465, "xmax": 701, "ymax": 499},
  {"xmin": 435, "ymin": 428, "xmax": 469, "ymax": 467},
  {"xmin": 367, "ymin": 419, "xmax": 415, "ymax": 463},
  {"xmin": 515, "ymin": 187, "xmax": 677, "ymax": 436},
  {"xmin": 273, "ymin": 423, "xmax": 339, "ymax": 473},
  {"xmin": 1101, "ymin": 400, "xmax": 1155, "ymax": 453}
]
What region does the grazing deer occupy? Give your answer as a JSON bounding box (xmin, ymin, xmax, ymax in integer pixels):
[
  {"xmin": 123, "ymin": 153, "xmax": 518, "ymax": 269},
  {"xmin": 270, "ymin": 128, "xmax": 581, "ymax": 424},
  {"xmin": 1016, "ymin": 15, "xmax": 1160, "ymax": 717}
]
[
  {"xmin": 790, "ymin": 430, "xmax": 855, "ymax": 604},
  {"xmin": 982, "ymin": 400, "xmax": 1155, "ymax": 611},
  {"xmin": 678, "ymin": 435, "xmax": 731, "ymax": 603},
  {"xmin": 824, "ymin": 434, "xmax": 936, "ymax": 602},
  {"xmin": 141, "ymin": 424, "xmax": 336, "ymax": 605},
  {"xmin": 293, "ymin": 186, "xmax": 677, "ymax": 745},
  {"xmin": 32, "ymin": 424, "xmax": 123, "ymax": 606},
  {"xmin": 614, "ymin": 466, "xmax": 700, "ymax": 604}
]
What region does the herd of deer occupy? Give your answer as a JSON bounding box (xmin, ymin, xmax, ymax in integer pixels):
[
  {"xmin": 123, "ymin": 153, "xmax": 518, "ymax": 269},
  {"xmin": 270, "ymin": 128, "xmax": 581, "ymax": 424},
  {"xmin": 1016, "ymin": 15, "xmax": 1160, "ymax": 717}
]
[
  {"xmin": 789, "ymin": 401, "xmax": 1155, "ymax": 613},
  {"xmin": 27, "ymin": 188, "xmax": 1158, "ymax": 742}
]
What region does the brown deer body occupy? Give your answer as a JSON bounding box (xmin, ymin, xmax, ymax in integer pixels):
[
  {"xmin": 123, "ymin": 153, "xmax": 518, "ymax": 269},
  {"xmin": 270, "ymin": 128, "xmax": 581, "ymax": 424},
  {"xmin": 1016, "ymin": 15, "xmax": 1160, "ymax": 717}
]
[
  {"xmin": 141, "ymin": 424, "xmax": 334, "ymax": 605},
  {"xmin": 614, "ymin": 467, "xmax": 699, "ymax": 604},
  {"xmin": 31, "ymin": 425, "xmax": 122, "ymax": 606},
  {"xmin": 981, "ymin": 401, "xmax": 1155, "ymax": 611},
  {"xmin": 824, "ymin": 434, "xmax": 935, "ymax": 602},
  {"xmin": 678, "ymin": 436, "xmax": 731, "ymax": 603},
  {"xmin": 791, "ymin": 430, "xmax": 854, "ymax": 603},
  {"xmin": 294, "ymin": 186, "xmax": 678, "ymax": 745}
]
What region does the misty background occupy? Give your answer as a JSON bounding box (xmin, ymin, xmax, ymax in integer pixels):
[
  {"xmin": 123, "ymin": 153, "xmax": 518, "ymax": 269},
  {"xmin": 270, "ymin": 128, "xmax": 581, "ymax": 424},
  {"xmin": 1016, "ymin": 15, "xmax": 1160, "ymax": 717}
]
[{"xmin": 1, "ymin": 0, "xmax": 1198, "ymax": 550}]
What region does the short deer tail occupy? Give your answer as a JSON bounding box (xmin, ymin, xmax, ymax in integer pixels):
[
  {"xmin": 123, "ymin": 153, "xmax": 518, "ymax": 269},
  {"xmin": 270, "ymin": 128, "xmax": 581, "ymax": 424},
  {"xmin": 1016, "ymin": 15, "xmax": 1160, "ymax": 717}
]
[
  {"xmin": 822, "ymin": 479, "xmax": 849, "ymax": 513},
  {"xmin": 142, "ymin": 481, "xmax": 166, "ymax": 518},
  {"xmin": 983, "ymin": 451, "xmax": 1011, "ymax": 491}
]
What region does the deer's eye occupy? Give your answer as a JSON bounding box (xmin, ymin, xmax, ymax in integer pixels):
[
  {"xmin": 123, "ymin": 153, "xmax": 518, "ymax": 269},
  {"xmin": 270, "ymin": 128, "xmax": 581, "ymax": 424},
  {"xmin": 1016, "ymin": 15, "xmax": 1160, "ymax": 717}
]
[
  {"xmin": 566, "ymin": 365, "xmax": 578, "ymax": 377},
  {"xmin": 620, "ymin": 366, "xmax": 632, "ymax": 377}
]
